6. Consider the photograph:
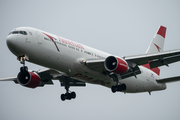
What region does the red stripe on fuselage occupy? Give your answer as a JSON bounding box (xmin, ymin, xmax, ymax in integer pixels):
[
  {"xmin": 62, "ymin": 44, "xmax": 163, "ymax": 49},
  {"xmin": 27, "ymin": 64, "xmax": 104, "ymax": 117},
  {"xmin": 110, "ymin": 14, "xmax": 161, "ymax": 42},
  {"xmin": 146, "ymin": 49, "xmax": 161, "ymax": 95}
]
[
  {"xmin": 142, "ymin": 63, "xmax": 160, "ymax": 75},
  {"xmin": 42, "ymin": 32, "xmax": 60, "ymax": 52}
]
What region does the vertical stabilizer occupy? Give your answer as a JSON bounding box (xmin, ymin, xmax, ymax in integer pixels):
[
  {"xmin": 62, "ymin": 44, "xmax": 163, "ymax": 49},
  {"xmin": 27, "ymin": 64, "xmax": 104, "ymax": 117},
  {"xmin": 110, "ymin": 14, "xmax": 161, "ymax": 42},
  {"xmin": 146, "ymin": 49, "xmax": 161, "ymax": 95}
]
[
  {"xmin": 146, "ymin": 26, "xmax": 166, "ymax": 54},
  {"xmin": 143, "ymin": 26, "xmax": 167, "ymax": 76}
]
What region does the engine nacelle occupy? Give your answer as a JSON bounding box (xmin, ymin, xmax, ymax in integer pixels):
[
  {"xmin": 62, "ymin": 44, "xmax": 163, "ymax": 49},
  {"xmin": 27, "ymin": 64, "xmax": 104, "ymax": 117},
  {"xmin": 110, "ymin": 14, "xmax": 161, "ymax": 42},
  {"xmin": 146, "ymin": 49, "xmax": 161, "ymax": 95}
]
[
  {"xmin": 104, "ymin": 56, "xmax": 129, "ymax": 74},
  {"xmin": 17, "ymin": 71, "xmax": 41, "ymax": 88}
]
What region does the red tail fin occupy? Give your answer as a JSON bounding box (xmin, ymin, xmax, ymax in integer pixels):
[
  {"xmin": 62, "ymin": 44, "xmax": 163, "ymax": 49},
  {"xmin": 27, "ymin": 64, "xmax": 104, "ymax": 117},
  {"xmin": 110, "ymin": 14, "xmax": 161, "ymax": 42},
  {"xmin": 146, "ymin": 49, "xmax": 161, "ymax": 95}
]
[
  {"xmin": 143, "ymin": 26, "xmax": 167, "ymax": 76},
  {"xmin": 146, "ymin": 26, "xmax": 166, "ymax": 54},
  {"xmin": 157, "ymin": 26, "xmax": 166, "ymax": 38}
]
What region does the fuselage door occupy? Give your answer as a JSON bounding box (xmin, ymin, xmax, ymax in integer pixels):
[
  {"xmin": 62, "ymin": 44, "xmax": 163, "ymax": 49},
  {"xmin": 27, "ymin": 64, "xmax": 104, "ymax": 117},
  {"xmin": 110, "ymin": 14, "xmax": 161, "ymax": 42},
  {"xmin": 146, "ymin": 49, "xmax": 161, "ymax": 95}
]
[{"xmin": 36, "ymin": 31, "xmax": 42, "ymax": 44}]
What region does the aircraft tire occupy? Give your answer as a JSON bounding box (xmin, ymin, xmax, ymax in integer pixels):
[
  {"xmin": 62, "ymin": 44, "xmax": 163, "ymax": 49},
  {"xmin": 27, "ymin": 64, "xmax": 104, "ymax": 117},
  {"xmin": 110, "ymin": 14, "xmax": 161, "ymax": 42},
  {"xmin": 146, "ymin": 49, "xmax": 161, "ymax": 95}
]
[
  {"xmin": 61, "ymin": 94, "xmax": 65, "ymax": 101},
  {"xmin": 117, "ymin": 85, "xmax": 122, "ymax": 91},
  {"xmin": 121, "ymin": 84, "xmax": 126, "ymax": 91},
  {"xmin": 20, "ymin": 66, "xmax": 28, "ymax": 72},
  {"xmin": 111, "ymin": 86, "xmax": 117, "ymax": 93},
  {"xmin": 71, "ymin": 92, "xmax": 76, "ymax": 99}
]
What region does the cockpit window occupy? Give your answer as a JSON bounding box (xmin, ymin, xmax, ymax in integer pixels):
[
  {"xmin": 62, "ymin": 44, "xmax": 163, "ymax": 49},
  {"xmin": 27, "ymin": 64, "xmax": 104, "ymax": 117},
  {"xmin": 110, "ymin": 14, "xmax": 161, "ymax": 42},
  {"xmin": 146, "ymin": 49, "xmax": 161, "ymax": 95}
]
[
  {"xmin": 19, "ymin": 31, "xmax": 27, "ymax": 35},
  {"xmin": 12, "ymin": 31, "xmax": 19, "ymax": 34},
  {"xmin": 19, "ymin": 31, "xmax": 23, "ymax": 34},
  {"xmin": 9, "ymin": 31, "xmax": 28, "ymax": 35},
  {"xmin": 24, "ymin": 31, "xmax": 27, "ymax": 35}
]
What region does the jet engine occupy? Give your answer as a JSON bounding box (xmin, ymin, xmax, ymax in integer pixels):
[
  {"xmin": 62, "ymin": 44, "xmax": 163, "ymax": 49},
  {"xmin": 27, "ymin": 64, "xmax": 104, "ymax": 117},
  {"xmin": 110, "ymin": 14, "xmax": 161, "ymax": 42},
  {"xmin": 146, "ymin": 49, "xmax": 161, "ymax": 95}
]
[
  {"xmin": 17, "ymin": 70, "xmax": 42, "ymax": 88},
  {"xmin": 104, "ymin": 56, "xmax": 129, "ymax": 74}
]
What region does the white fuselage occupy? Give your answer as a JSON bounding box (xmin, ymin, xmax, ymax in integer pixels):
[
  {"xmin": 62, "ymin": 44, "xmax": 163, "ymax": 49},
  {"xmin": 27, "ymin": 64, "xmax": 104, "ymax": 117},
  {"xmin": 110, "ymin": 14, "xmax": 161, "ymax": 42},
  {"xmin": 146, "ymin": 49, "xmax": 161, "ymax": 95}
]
[{"xmin": 6, "ymin": 27, "xmax": 166, "ymax": 93}]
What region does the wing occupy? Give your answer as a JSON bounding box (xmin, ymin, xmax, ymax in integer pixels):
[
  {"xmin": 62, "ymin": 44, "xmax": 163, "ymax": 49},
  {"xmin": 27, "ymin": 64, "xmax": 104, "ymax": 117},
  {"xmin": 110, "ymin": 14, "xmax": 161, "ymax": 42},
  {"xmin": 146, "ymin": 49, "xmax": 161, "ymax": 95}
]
[
  {"xmin": 0, "ymin": 68, "xmax": 85, "ymax": 87},
  {"xmin": 125, "ymin": 49, "xmax": 180, "ymax": 68},
  {"xmin": 0, "ymin": 68, "xmax": 58, "ymax": 85},
  {"xmin": 84, "ymin": 58, "xmax": 141, "ymax": 79},
  {"xmin": 156, "ymin": 76, "xmax": 180, "ymax": 83},
  {"xmin": 83, "ymin": 49, "xmax": 180, "ymax": 75},
  {"xmin": 84, "ymin": 59, "xmax": 105, "ymax": 72},
  {"xmin": 0, "ymin": 76, "xmax": 17, "ymax": 82}
]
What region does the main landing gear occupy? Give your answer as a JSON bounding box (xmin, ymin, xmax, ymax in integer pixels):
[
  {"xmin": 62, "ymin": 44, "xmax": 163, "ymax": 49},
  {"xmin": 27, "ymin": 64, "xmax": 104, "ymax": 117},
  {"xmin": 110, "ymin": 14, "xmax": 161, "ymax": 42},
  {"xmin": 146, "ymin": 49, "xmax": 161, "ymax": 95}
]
[
  {"xmin": 60, "ymin": 79, "xmax": 76, "ymax": 101},
  {"xmin": 111, "ymin": 84, "xmax": 126, "ymax": 93},
  {"xmin": 110, "ymin": 73, "xmax": 126, "ymax": 93},
  {"xmin": 61, "ymin": 92, "xmax": 76, "ymax": 101}
]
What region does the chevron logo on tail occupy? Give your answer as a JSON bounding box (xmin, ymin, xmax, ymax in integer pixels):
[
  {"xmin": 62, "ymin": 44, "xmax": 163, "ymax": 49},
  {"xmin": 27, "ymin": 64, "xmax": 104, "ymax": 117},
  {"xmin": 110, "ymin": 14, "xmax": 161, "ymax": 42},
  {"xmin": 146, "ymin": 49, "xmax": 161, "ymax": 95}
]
[{"xmin": 153, "ymin": 43, "xmax": 161, "ymax": 52}]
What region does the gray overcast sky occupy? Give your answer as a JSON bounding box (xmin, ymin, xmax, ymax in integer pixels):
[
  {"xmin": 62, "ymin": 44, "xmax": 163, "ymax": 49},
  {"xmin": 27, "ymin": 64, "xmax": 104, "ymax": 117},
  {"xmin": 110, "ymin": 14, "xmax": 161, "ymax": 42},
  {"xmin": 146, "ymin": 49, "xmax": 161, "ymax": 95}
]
[{"xmin": 1, "ymin": 0, "xmax": 180, "ymax": 120}]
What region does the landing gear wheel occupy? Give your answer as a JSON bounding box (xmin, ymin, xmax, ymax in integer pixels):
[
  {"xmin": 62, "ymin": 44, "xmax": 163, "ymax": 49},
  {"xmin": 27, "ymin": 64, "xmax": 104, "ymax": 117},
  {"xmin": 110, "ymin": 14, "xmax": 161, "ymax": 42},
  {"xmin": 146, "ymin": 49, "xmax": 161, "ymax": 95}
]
[
  {"xmin": 20, "ymin": 66, "xmax": 28, "ymax": 72},
  {"xmin": 61, "ymin": 94, "xmax": 65, "ymax": 101},
  {"xmin": 111, "ymin": 84, "xmax": 126, "ymax": 93},
  {"xmin": 61, "ymin": 92, "xmax": 76, "ymax": 101},
  {"xmin": 117, "ymin": 85, "xmax": 122, "ymax": 91},
  {"xmin": 71, "ymin": 92, "xmax": 76, "ymax": 99},
  {"xmin": 111, "ymin": 86, "xmax": 117, "ymax": 93},
  {"xmin": 121, "ymin": 84, "xmax": 126, "ymax": 91}
]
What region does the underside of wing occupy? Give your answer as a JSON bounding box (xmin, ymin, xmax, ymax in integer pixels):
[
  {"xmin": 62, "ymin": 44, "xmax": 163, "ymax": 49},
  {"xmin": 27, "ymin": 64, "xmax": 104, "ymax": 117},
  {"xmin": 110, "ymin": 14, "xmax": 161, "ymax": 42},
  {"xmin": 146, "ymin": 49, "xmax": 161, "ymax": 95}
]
[
  {"xmin": 83, "ymin": 58, "xmax": 141, "ymax": 79},
  {"xmin": 58, "ymin": 76, "xmax": 86, "ymax": 87},
  {"xmin": 30, "ymin": 68, "xmax": 86, "ymax": 86},
  {"xmin": 84, "ymin": 59, "xmax": 105, "ymax": 72}
]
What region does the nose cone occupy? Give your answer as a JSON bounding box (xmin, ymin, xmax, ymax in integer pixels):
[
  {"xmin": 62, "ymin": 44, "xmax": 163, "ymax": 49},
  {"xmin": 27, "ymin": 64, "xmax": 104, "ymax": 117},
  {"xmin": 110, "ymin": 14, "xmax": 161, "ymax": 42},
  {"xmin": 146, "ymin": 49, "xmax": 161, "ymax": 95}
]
[{"xmin": 6, "ymin": 35, "xmax": 18, "ymax": 55}]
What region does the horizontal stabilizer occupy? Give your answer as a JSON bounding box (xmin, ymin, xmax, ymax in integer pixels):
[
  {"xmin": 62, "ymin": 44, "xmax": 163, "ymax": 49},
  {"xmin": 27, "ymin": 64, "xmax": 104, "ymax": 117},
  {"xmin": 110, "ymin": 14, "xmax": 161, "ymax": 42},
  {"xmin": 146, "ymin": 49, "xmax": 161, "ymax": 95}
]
[{"xmin": 156, "ymin": 76, "xmax": 180, "ymax": 83}]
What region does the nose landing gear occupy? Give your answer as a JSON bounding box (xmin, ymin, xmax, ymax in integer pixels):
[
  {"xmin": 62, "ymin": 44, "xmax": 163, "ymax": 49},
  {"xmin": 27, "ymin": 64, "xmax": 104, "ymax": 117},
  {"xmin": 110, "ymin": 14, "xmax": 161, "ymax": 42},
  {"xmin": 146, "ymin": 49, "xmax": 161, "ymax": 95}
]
[{"xmin": 18, "ymin": 56, "xmax": 28, "ymax": 72}]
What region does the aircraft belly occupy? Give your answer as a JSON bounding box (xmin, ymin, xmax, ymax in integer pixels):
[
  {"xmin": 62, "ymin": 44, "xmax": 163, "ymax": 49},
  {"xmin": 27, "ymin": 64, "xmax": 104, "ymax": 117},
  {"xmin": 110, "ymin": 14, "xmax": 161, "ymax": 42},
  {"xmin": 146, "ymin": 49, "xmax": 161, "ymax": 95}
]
[
  {"xmin": 121, "ymin": 70, "xmax": 163, "ymax": 93},
  {"xmin": 72, "ymin": 72, "xmax": 115, "ymax": 88}
]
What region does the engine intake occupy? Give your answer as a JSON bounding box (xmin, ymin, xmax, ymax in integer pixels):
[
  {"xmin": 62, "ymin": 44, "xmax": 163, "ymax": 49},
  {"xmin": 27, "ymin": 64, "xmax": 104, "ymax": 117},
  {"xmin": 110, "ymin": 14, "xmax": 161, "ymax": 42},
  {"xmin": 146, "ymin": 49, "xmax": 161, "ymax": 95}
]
[
  {"xmin": 17, "ymin": 71, "xmax": 41, "ymax": 88},
  {"xmin": 104, "ymin": 56, "xmax": 129, "ymax": 74}
]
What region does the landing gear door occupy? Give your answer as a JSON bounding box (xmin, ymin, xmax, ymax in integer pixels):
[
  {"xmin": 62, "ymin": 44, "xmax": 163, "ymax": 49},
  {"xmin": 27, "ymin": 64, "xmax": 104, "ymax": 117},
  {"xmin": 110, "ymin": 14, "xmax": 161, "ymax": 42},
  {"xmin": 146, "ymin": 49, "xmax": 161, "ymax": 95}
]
[{"xmin": 36, "ymin": 32, "xmax": 42, "ymax": 44}]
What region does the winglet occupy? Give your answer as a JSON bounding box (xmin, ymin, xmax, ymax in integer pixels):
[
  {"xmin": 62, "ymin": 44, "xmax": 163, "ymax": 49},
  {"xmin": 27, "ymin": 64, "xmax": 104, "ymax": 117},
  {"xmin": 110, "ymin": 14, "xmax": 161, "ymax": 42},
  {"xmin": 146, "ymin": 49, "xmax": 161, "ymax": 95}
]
[{"xmin": 157, "ymin": 26, "xmax": 166, "ymax": 38}]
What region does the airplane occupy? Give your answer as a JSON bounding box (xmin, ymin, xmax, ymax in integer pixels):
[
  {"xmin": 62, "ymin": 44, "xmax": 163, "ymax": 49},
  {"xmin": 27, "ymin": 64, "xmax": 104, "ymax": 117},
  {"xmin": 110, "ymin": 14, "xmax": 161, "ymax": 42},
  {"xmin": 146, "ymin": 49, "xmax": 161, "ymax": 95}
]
[{"xmin": 1, "ymin": 25, "xmax": 180, "ymax": 101}]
